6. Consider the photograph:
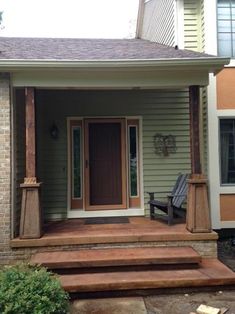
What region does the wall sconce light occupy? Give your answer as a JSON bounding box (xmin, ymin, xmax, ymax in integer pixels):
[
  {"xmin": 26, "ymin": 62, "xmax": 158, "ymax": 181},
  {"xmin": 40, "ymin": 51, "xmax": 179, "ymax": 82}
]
[
  {"xmin": 50, "ymin": 123, "xmax": 59, "ymax": 140},
  {"xmin": 154, "ymin": 133, "xmax": 176, "ymax": 157}
]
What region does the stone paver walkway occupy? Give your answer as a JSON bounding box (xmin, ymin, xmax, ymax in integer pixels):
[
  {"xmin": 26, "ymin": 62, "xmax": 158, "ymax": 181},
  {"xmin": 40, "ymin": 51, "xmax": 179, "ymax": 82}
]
[
  {"xmin": 71, "ymin": 297, "xmax": 147, "ymax": 314},
  {"xmin": 71, "ymin": 290, "xmax": 235, "ymax": 314}
]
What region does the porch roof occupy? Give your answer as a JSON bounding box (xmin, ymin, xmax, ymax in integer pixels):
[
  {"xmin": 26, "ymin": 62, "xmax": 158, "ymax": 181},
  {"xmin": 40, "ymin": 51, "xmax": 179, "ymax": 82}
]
[
  {"xmin": 0, "ymin": 37, "xmax": 229, "ymax": 68},
  {"xmin": 0, "ymin": 37, "xmax": 229, "ymax": 88}
]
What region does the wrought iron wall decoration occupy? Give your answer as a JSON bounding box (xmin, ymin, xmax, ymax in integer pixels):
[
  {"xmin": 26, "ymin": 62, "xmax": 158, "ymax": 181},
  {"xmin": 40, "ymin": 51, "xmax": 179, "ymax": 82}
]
[{"xmin": 153, "ymin": 133, "xmax": 176, "ymax": 156}]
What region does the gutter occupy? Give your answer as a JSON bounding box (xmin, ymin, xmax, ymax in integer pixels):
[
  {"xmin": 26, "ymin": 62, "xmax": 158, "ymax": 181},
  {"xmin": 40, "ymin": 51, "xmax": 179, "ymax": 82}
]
[{"xmin": 0, "ymin": 57, "xmax": 230, "ymax": 72}]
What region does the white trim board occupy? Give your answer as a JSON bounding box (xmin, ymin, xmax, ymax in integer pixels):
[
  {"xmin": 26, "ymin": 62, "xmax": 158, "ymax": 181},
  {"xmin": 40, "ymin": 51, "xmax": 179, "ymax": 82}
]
[
  {"xmin": 175, "ymin": 0, "xmax": 184, "ymax": 50},
  {"xmin": 220, "ymin": 187, "xmax": 235, "ymax": 193},
  {"xmin": 217, "ymin": 110, "xmax": 235, "ymax": 117},
  {"xmin": 221, "ymin": 221, "xmax": 235, "ymax": 228},
  {"xmin": 204, "ymin": 0, "xmax": 218, "ymax": 55},
  {"xmin": 208, "ymin": 74, "xmax": 221, "ymax": 229}
]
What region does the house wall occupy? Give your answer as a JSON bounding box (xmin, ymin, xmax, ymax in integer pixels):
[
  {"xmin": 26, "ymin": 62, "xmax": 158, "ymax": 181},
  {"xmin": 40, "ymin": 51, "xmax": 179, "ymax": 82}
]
[
  {"xmin": 208, "ymin": 68, "xmax": 235, "ymax": 229},
  {"xmin": 204, "ymin": 0, "xmax": 235, "ymax": 229},
  {"xmin": 15, "ymin": 89, "xmax": 192, "ymax": 221},
  {"xmin": 0, "ymin": 74, "xmax": 12, "ymax": 263},
  {"xmin": 140, "ymin": 0, "xmax": 176, "ymax": 46}
]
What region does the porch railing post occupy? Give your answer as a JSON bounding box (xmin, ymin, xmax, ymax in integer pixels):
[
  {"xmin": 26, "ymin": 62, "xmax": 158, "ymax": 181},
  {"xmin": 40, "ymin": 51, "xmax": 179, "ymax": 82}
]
[
  {"xmin": 19, "ymin": 87, "xmax": 42, "ymax": 239},
  {"xmin": 186, "ymin": 85, "xmax": 211, "ymax": 233}
]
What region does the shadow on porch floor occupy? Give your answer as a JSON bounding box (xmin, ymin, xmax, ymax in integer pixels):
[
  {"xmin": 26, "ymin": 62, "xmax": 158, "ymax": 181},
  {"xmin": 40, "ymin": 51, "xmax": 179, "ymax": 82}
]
[{"xmin": 10, "ymin": 217, "xmax": 217, "ymax": 248}]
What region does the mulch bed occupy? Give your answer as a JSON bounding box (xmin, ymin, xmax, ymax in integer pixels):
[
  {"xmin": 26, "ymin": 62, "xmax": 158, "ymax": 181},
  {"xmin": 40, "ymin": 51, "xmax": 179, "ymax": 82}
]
[{"xmin": 218, "ymin": 237, "xmax": 235, "ymax": 271}]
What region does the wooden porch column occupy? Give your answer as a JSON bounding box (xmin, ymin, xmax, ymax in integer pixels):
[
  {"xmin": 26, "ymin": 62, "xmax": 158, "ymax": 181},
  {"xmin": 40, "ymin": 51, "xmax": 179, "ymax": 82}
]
[
  {"xmin": 20, "ymin": 87, "xmax": 42, "ymax": 239},
  {"xmin": 186, "ymin": 86, "xmax": 211, "ymax": 233}
]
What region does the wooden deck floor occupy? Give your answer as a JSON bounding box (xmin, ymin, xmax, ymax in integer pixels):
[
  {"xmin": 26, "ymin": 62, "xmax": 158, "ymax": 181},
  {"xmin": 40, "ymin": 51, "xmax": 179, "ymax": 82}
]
[{"xmin": 10, "ymin": 217, "xmax": 218, "ymax": 248}]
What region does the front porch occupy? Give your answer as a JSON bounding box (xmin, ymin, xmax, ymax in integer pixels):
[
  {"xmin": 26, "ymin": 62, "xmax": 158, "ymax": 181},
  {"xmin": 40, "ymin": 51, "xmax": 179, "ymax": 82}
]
[{"xmin": 8, "ymin": 38, "xmax": 229, "ymax": 262}]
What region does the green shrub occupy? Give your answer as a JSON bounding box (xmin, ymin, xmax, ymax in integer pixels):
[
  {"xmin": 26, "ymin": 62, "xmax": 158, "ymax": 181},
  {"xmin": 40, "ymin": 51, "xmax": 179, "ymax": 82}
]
[{"xmin": 0, "ymin": 264, "xmax": 69, "ymax": 314}]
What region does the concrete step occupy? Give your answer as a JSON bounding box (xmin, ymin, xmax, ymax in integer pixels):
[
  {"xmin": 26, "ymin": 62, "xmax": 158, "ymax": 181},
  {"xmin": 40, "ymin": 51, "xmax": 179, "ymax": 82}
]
[
  {"xmin": 59, "ymin": 258, "xmax": 235, "ymax": 293},
  {"xmin": 30, "ymin": 246, "xmax": 201, "ymax": 269}
]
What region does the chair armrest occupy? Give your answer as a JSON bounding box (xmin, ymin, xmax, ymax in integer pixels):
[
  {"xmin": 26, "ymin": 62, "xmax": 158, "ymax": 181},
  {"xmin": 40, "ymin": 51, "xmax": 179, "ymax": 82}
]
[
  {"xmin": 147, "ymin": 192, "xmax": 171, "ymax": 201},
  {"xmin": 147, "ymin": 191, "xmax": 171, "ymax": 195}
]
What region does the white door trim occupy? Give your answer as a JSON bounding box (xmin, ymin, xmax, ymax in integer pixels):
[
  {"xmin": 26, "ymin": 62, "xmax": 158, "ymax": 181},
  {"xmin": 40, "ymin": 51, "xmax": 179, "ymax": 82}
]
[{"xmin": 67, "ymin": 116, "xmax": 145, "ymax": 218}]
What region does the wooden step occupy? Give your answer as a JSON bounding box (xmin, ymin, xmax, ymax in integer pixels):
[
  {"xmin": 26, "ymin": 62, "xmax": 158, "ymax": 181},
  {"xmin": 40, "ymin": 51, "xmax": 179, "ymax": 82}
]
[
  {"xmin": 59, "ymin": 258, "xmax": 235, "ymax": 293},
  {"xmin": 30, "ymin": 246, "xmax": 201, "ymax": 269}
]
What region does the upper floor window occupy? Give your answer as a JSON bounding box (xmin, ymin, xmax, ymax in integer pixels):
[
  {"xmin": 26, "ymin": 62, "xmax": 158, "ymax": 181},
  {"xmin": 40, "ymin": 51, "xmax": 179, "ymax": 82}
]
[{"xmin": 217, "ymin": 0, "xmax": 235, "ymax": 57}]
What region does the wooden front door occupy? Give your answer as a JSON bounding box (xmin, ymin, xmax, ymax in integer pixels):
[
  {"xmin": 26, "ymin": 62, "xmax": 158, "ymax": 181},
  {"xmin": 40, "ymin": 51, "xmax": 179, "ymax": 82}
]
[{"xmin": 85, "ymin": 119, "xmax": 127, "ymax": 210}]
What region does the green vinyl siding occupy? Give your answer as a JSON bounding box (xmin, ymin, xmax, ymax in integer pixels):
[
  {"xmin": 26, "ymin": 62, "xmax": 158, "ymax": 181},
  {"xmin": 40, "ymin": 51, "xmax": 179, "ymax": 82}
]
[
  {"xmin": 184, "ymin": 0, "xmax": 203, "ymax": 51},
  {"xmin": 15, "ymin": 89, "xmax": 191, "ymax": 221}
]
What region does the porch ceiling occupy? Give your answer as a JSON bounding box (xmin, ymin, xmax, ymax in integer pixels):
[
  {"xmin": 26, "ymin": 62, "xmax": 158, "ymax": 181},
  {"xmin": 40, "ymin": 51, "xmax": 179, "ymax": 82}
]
[{"xmin": 0, "ymin": 37, "xmax": 230, "ymax": 88}]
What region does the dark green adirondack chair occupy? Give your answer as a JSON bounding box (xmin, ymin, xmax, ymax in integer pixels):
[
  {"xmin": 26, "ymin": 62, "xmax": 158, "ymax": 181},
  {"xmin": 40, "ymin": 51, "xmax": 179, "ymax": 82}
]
[{"xmin": 148, "ymin": 173, "xmax": 189, "ymax": 225}]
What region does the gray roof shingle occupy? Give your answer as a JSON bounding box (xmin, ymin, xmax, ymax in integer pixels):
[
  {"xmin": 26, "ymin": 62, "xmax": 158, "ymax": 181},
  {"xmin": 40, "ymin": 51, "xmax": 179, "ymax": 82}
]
[{"xmin": 0, "ymin": 37, "xmax": 216, "ymax": 61}]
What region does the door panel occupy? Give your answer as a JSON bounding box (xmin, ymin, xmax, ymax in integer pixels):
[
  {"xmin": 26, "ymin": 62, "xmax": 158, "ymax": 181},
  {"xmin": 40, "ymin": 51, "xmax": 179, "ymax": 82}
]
[
  {"xmin": 89, "ymin": 123, "xmax": 122, "ymax": 205},
  {"xmin": 85, "ymin": 119, "xmax": 127, "ymax": 210}
]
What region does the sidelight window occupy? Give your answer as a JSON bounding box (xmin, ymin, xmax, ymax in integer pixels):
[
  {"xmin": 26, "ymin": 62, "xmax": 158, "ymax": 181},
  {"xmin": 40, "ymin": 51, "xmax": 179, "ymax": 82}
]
[{"xmin": 72, "ymin": 126, "xmax": 82, "ymax": 198}]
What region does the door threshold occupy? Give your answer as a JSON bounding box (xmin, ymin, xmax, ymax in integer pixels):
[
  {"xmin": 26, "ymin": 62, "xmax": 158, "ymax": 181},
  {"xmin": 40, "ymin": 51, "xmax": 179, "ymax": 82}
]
[{"xmin": 67, "ymin": 208, "xmax": 145, "ymax": 218}]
